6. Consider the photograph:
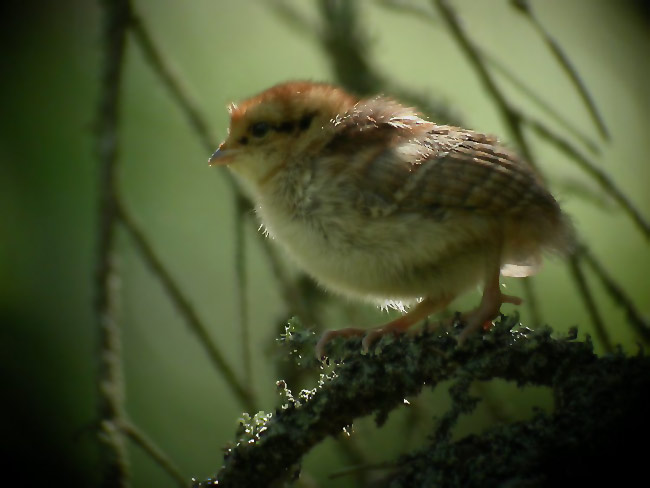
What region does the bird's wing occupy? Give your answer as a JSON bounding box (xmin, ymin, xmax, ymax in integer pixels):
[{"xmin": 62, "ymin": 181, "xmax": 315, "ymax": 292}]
[
  {"xmin": 348, "ymin": 123, "xmax": 557, "ymax": 220},
  {"xmin": 320, "ymin": 106, "xmax": 571, "ymax": 273}
]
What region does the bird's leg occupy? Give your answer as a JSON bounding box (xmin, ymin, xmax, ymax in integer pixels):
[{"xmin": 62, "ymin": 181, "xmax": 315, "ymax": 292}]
[
  {"xmin": 315, "ymin": 296, "xmax": 451, "ymax": 360},
  {"xmin": 457, "ymin": 265, "xmax": 522, "ymax": 343}
]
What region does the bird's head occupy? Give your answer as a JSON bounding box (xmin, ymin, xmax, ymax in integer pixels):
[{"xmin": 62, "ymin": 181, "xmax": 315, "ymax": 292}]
[{"xmin": 210, "ymin": 81, "xmax": 357, "ymax": 189}]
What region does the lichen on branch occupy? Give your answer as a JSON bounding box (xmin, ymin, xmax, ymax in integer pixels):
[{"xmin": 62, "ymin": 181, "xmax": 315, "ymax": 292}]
[{"xmin": 192, "ymin": 316, "xmax": 650, "ymax": 487}]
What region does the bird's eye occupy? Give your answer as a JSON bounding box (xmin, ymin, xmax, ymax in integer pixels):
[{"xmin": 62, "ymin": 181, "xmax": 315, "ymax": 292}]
[
  {"xmin": 250, "ymin": 122, "xmax": 270, "ymax": 138},
  {"xmin": 299, "ymin": 113, "xmax": 314, "ymax": 131}
]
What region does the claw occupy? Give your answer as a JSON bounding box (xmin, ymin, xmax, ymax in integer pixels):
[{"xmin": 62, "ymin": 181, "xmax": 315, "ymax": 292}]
[
  {"xmin": 315, "ymin": 327, "xmax": 365, "ymax": 360},
  {"xmin": 458, "ymin": 282, "xmax": 523, "ymax": 344},
  {"xmin": 315, "ymin": 297, "xmax": 451, "ymax": 359}
]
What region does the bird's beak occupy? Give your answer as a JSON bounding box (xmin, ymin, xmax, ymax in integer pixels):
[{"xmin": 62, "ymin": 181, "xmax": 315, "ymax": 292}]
[{"xmin": 208, "ymin": 142, "xmax": 237, "ymax": 166}]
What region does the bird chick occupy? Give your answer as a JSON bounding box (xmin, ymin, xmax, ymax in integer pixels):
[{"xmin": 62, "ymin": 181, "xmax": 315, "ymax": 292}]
[{"xmin": 210, "ymin": 81, "xmax": 573, "ymax": 358}]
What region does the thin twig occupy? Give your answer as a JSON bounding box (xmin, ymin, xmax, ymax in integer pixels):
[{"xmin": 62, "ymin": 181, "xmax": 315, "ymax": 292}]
[
  {"xmin": 334, "ymin": 436, "xmax": 372, "ymax": 486},
  {"xmin": 525, "ymin": 116, "xmax": 650, "ymax": 240},
  {"xmin": 129, "ymin": 8, "xmax": 310, "ymax": 331},
  {"xmin": 120, "ymin": 420, "xmax": 188, "ymax": 487},
  {"xmin": 401, "ymin": 395, "xmax": 428, "ymax": 451},
  {"xmin": 433, "ymin": 0, "xmax": 648, "ymax": 343},
  {"xmin": 376, "ymin": 0, "xmax": 600, "ymax": 154},
  {"xmin": 257, "ymin": 241, "xmax": 320, "ymax": 328},
  {"xmin": 270, "ymin": 0, "xmax": 460, "ymax": 124},
  {"xmin": 329, "ymin": 461, "xmax": 394, "ymax": 480},
  {"xmin": 553, "ymin": 178, "xmax": 614, "ymax": 210},
  {"xmin": 234, "ymin": 194, "xmax": 253, "ymax": 388},
  {"xmin": 129, "ymin": 13, "xmax": 217, "ymax": 151},
  {"xmin": 483, "ymin": 50, "xmax": 600, "ymax": 155},
  {"xmin": 434, "ymin": 0, "xmax": 542, "ymax": 323},
  {"xmin": 323, "ymin": 0, "xmax": 460, "ymax": 123},
  {"xmin": 318, "ymin": 0, "xmax": 384, "ymax": 95},
  {"xmin": 473, "ymin": 382, "xmax": 514, "ymax": 424},
  {"xmin": 580, "ymin": 246, "xmax": 650, "ymax": 343},
  {"xmin": 268, "ymin": 0, "xmax": 321, "ymax": 38},
  {"xmin": 94, "ymin": 1, "xmax": 131, "ymax": 486},
  {"xmin": 521, "ymin": 277, "xmax": 541, "ymax": 328},
  {"xmin": 116, "ymin": 200, "xmax": 258, "ymax": 413},
  {"xmin": 432, "ymin": 1, "xmax": 650, "ymax": 243},
  {"xmin": 434, "ymin": 0, "xmax": 533, "ymax": 164},
  {"xmin": 376, "ymin": 0, "xmax": 439, "ymax": 21},
  {"xmin": 567, "ymin": 255, "xmax": 613, "ymax": 352},
  {"xmin": 511, "ymin": 0, "xmax": 610, "ymax": 140}
]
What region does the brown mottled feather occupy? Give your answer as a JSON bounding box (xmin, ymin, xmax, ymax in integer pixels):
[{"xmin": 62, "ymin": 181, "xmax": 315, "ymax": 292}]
[
  {"xmin": 214, "ymin": 81, "xmax": 575, "ymax": 353},
  {"xmin": 324, "ymin": 109, "xmax": 557, "ymax": 220}
]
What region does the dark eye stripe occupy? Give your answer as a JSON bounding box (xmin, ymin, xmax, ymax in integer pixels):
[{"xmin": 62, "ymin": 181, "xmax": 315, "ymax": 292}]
[
  {"xmin": 248, "ymin": 113, "xmax": 317, "ymax": 140},
  {"xmin": 277, "ymin": 121, "xmax": 294, "ymax": 133},
  {"xmin": 298, "ymin": 113, "xmax": 314, "ymax": 131},
  {"xmin": 250, "ymin": 122, "xmax": 270, "ymax": 137}
]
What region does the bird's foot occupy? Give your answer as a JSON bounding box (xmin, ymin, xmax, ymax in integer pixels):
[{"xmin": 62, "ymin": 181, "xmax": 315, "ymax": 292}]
[
  {"xmin": 315, "ymin": 297, "xmax": 448, "ymax": 360},
  {"xmin": 314, "ymin": 317, "xmax": 417, "ymax": 360},
  {"xmin": 457, "ymin": 289, "xmax": 522, "ymax": 344},
  {"xmin": 315, "ymin": 327, "xmax": 365, "ymax": 361}
]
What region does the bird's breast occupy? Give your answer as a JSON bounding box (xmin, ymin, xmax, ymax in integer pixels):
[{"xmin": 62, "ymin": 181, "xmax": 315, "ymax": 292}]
[{"xmin": 255, "ymin": 186, "xmax": 490, "ymax": 303}]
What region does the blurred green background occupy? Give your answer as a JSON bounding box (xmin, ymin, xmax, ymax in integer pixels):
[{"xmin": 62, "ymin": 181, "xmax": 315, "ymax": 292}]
[{"xmin": 1, "ymin": 1, "xmax": 648, "ymax": 486}]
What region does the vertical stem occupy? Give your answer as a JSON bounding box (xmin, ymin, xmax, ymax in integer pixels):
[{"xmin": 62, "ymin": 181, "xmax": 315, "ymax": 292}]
[
  {"xmin": 511, "ymin": 0, "xmax": 609, "ymax": 140},
  {"xmin": 234, "ymin": 194, "xmax": 253, "ymax": 390},
  {"xmin": 434, "ymin": 0, "xmax": 534, "ymax": 163},
  {"xmin": 521, "ymin": 277, "xmax": 541, "ymax": 328},
  {"xmin": 95, "ymin": 0, "xmax": 131, "ymax": 487},
  {"xmin": 567, "ymin": 255, "xmax": 613, "ymax": 353},
  {"xmin": 120, "ymin": 420, "xmax": 188, "ymax": 487},
  {"xmin": 580, "ymin": 247, "xmax": 650, "ymax": 344},
  {"xmin": 117, "ymin": 201, "xmax": 257, "ymax": 413}
]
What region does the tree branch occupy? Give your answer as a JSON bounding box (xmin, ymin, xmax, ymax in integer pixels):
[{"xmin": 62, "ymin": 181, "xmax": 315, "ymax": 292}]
[
  {"xmin": 567, "ymin": 255, "xmax": 613, "ymax": 352},
  {"xmin": 193, "ymin": 316, "xmax": 648, "ymax": 486},
  {"xmin": 579, "ymin": 246, "xmax": 650, "ymax": 343},
  {"xmin": 511, "ymin": 0, "xmax": 610, "ymax": 140},
  {"xmin": 94, "ymin": 1, "xmax": 131, "ymax": 486},
  {"xmin": 130, "ymin": 8, "xmax": 317, "ymax": 341},
  {"xmin": 116, "ymin": 200, "xmax": 258, "ymax": 413},
  {"xmin": 525, "ymin": 116, "xmax": 650, "ymax": 240},
  {"xmin": 120, "ymin": 419, "xmax": 188, "ymax": 487}
]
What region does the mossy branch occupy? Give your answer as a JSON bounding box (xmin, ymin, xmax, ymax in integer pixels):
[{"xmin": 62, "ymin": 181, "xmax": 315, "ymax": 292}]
[{"xmin": 193, "ymin": 316, "xmax": 649, "ymax": 487}]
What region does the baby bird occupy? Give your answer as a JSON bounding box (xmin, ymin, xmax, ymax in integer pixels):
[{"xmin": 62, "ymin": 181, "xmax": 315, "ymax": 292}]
[{"xmin": 210, "ymin": 81, "xmax": 573, "ymax": 358}]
